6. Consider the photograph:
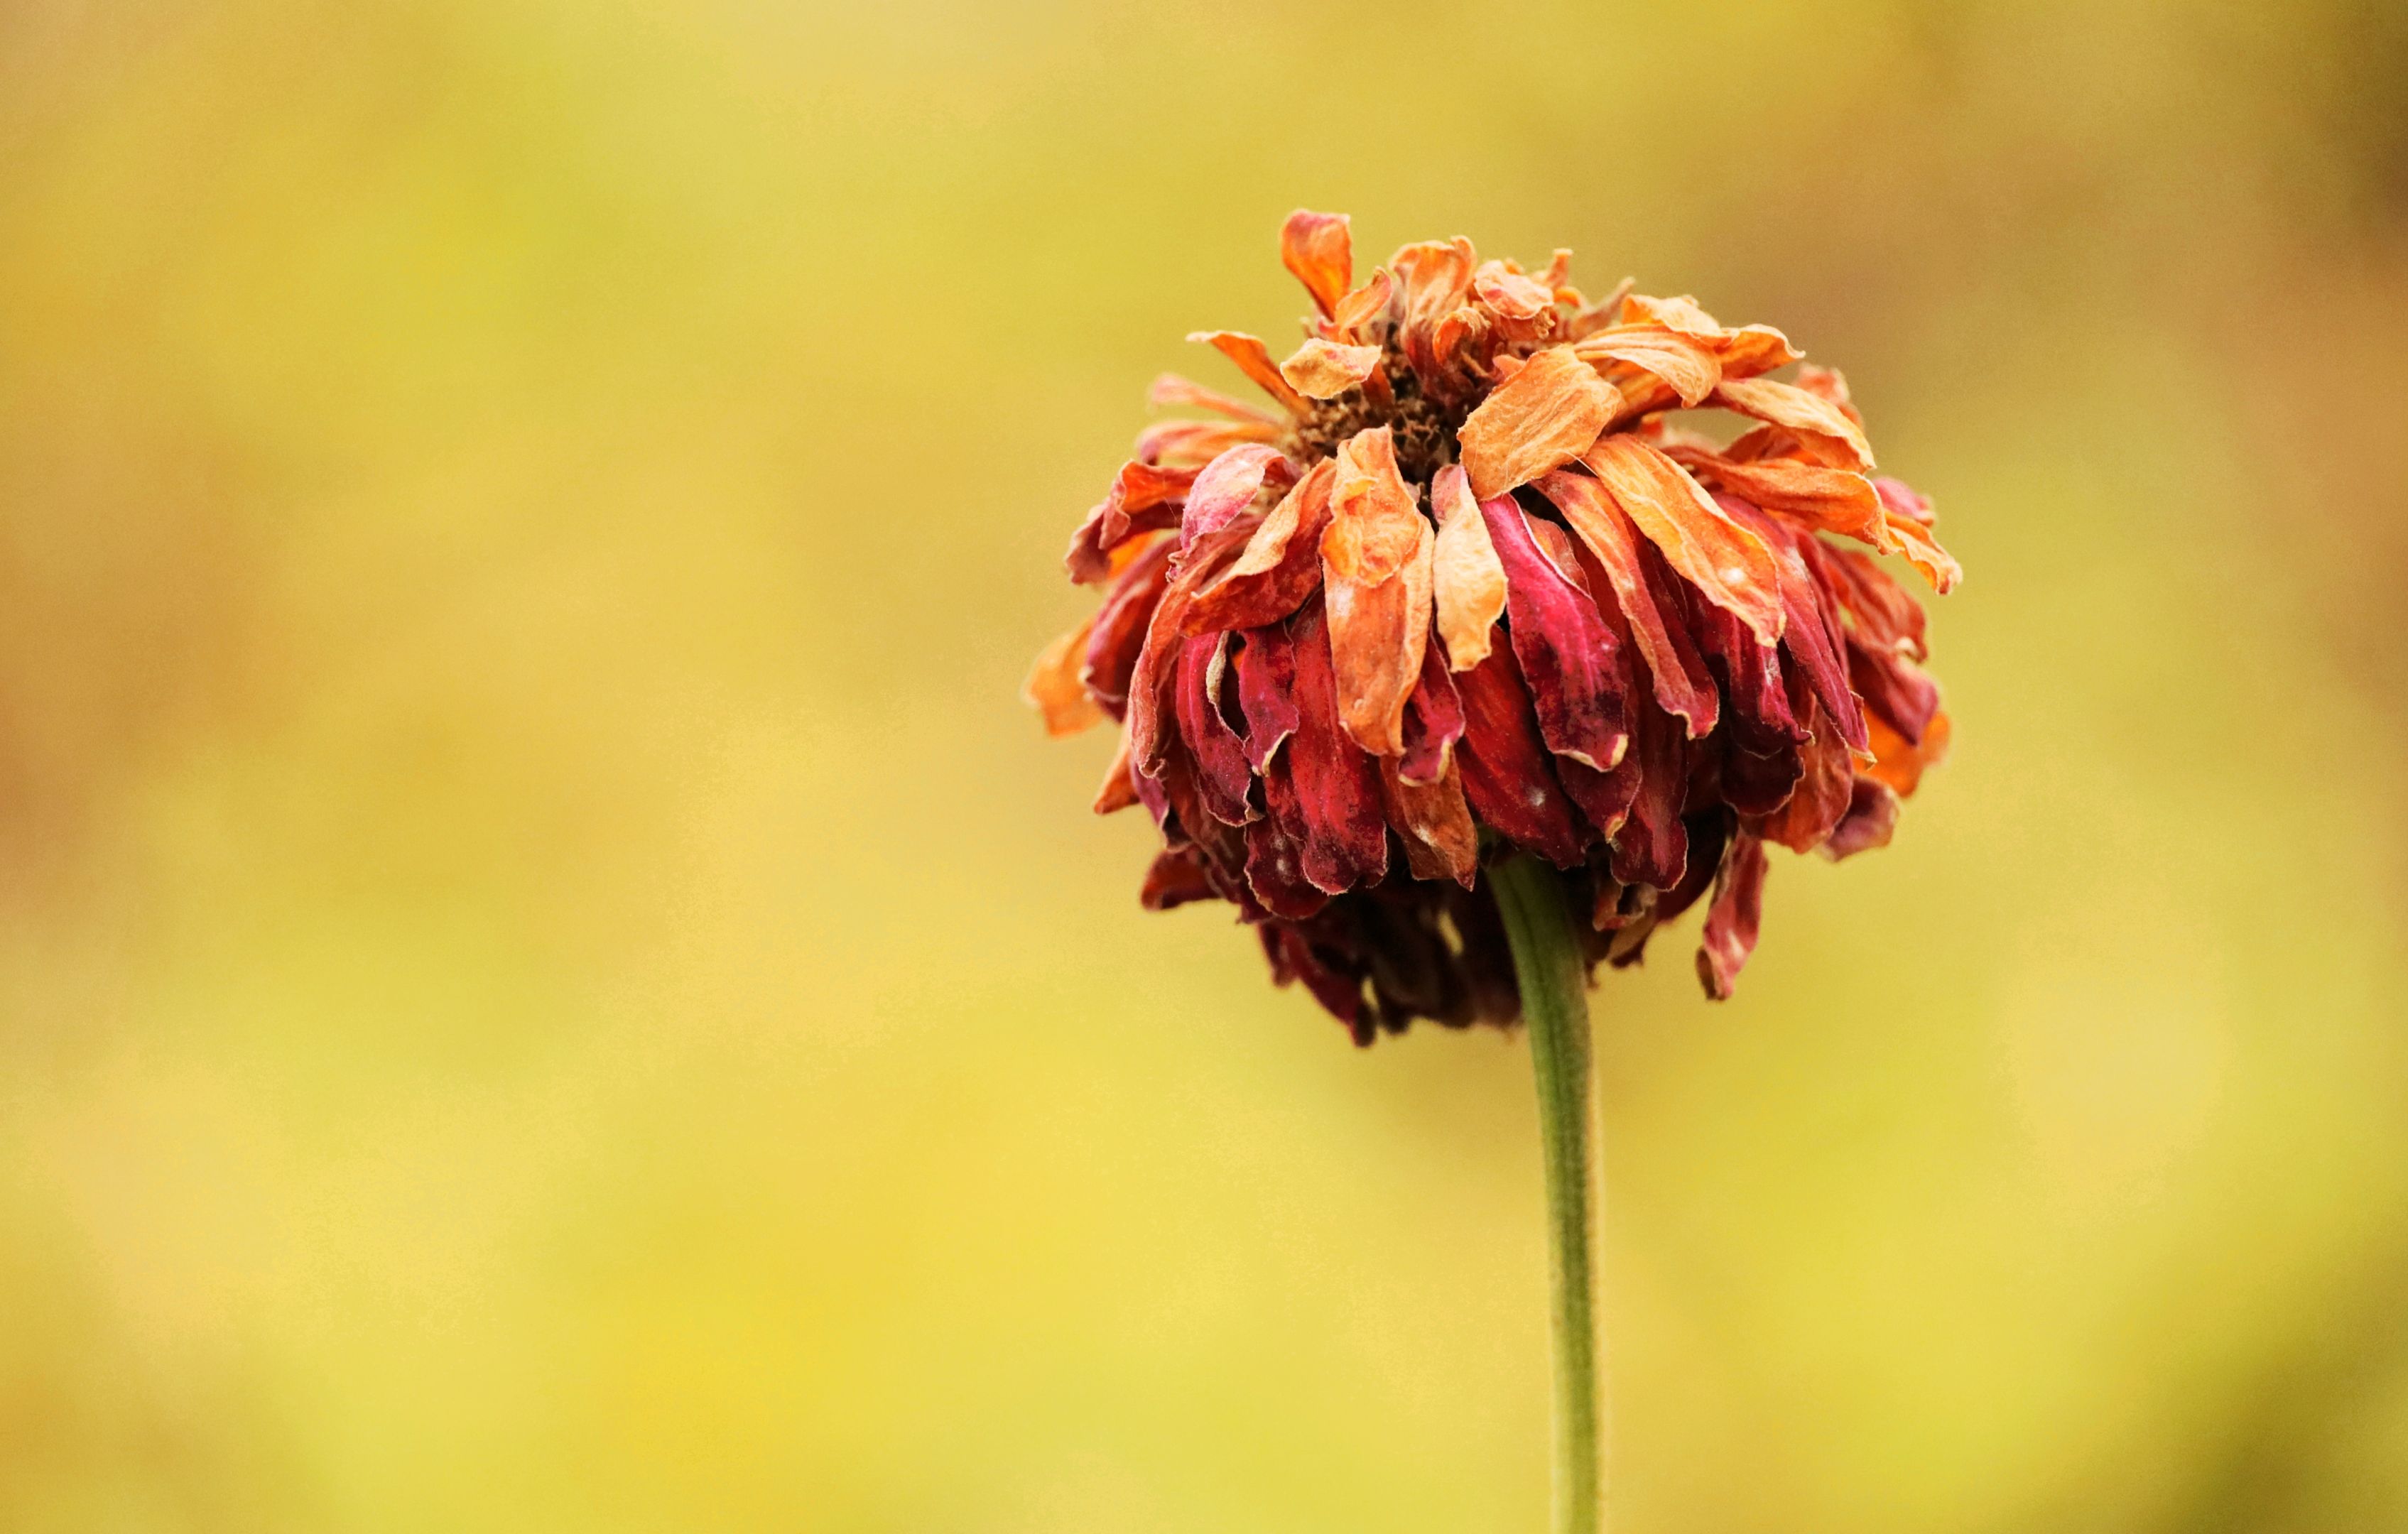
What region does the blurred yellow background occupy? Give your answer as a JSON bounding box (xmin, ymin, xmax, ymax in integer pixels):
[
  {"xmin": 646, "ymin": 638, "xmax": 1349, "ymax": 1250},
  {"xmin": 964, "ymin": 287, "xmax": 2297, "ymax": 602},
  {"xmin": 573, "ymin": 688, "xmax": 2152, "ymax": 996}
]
[{"xmin": 3, "ymin": 1, "xmax": 2406, "ymax": 1529}]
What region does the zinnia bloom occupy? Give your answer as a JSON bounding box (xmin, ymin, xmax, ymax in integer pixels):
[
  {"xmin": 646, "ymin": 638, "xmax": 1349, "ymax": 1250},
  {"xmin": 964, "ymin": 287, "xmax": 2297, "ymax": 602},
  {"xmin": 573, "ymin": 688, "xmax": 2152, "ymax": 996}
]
[{"xmin": 1026, "ymin": 211, "xmax": 1958, "ymax": 1044}]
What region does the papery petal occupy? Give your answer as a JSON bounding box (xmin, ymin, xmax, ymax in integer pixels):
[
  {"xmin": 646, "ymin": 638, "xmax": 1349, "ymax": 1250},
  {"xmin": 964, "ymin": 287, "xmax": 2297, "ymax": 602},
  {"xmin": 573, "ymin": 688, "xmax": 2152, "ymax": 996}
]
[
  {"xmin": 1801, "ymin": 538, "xmax": 1927, "ymax": 660},
  {"xmin": 1181, "ymin": 443, "xmax": 1294, "ymax": 545},
  {"xmin": 1848, "ymin": 638, "xmax": 1941, "ymax": 746},
  {"xmin": 1262, "ymin": 920, "xmax": 1368, "ymax": 1040},
  {"xmin": 1140, "ymin": 847, "xmax": 1220, "ymax": 910},
  {"xmin": 1188, "ymin": 330, "xmax": 1312, "ymax": 415},
  {"xmin": 1609, "ymin": 697, "xmax": 1689, "ymax": 888},
  {"xmin": 1431, "ymin": 464, "xmax": 1507, "ymax": 670},
  {"xmin": 1710, "ymin": 379, "xmax": 1875, "ymax": 471},
  {"xmin": 1875, "ymin": 477, "xmax": 1963, "ymax": 594},
  {"xmin": 1323, "ymin": 428, "xmax": 1434, "ymax": 756},
  {"xmin": 1824, "ymin": 777, "xmax": 1900, "ymax": 859},
  {"xmin": 1328, "ymin": 268, "xmax": 1396, "ymax": 343},
  {"xmin": 1696, "ymin": 831, "xmax": 1767, "ymax": 1001},
  {"xmin": 1453, "ymin": 647, "xmax": 1590, "ymax": 868},
  {"xmin": 1480, "ymin": 493, "xmax": 1629, "ymax": 771},
  {"xmin": 1093, "ymin": 728, "xmax": 1141, "ymax": 815},
  {"xmin": 1756, "ymin": 702, "xmax": 1854, "ymax": 853},
  {"xmin": 1081, "ymin": 537, "xmax": 1175, "ymax": 712},
  {"xmin": 1024, "ymin": 615, "xmax": 1105, "ymax": 736},
  {"xmin": 1473, "ymin": 259, "xmax": 1556, "ymax": 322},
  {"xmin": 1064, "ymin": 459, "xmax": 1195, "ymax": 582},
  {"xmin": 1127, "ymin": 521, "xmax": 1259, "ymax": 778},
  {"xmin": 1718, "ymin": 496, "xmax": 1869, "ymax": 756},
  {"xmin": 1175, "ymin": 633, "xmax": 1257, "ymax": 826},
  {"xmin": 1398, "ymin": 641, "xmax": 1467, "ymax": 785},
  {"xmin": 1183, "ymin": 458, "xmax": 1335, "ymax": 636},
  {"xmin": 1620, "ymin": 294, "xmax": 1800, "ymax": 378},
  {"xmin": 1135, "ymin": 418, "xmax": 1281, "ymax": 469},
  {"xmin": 1378, "ymin": 758, "xmax": 1479, "ymax": 888},
  {"xmin": 1148, "ymin": 372, "xmax": 1286, "ymax": 426},
  {"xmin": 1581, "ymin": 434, "xmax": 1786, "ymax": 645},
  {"xmin": 1391, "ymin": 238, "xmax": 1477, "ymax": 385},
  {"xmin": 1865, "ymin": 708, "xmax": 1951, "ymax": 798},
  {"xmin": 1458, "ymin": 347, "xmax": 1621, "ymax": 501},
  {"xmin": 1573, "ymin": 326, "xmax": 1721, "ymax": 407},
  {"xmin": 1281, "ymin": 210, "xmax": 1354, "ymax": 320},
  {"xmin": 1232, "ymin": 619, "xmax": 1303, "ymax": 772},
  {"xmin": 1666, "ymin": 448, "xmax": 1891, "ymax": 550},
  {"xmin": 1281, "ymin": 602, "xmax": 1391, "ymax": 892},
  {"xmin": 1534, "ymin": 468, "xmax": 1720, "ymax": 736},
  {"xmin": 1279, "ymin": 337, "xmax": 1384, "ymax": 400}
]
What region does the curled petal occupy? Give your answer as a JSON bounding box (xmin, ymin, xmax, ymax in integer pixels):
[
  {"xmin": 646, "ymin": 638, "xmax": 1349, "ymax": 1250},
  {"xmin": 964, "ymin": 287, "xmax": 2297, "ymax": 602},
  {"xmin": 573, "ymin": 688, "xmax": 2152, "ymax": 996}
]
[
  {"xmin": 1574, "ymin": 326, "xmax": 1721, "ymax": 407},
  {"xmin": 1148, "ymin": 372, "xmax": 1286, "ymax": 426},
  {"xmin": 1281, "ymin": 210, "xmax": 1354, "ymax": 320},
  {"xmin": 1279, "ymin": 337, "xmax": 1384, "ymax": 400},
  {"xmin": 1874, "ymin": 477, "xmax": 1962, "ymax": 593},
  {"xmin": 1064, "ymin": 459, "xmax": 1195, "ymax": 582},
  {"xmin": 1801, "ymin": 538, "xmax": 1927, "ymax": 660},
  {"xmin": 1140, "ymin": 847, "xmax": 1220, "ymax": 910},
  {"xmin": 1865, "ymin": 707, "xmax": 1951, "ymax": 798},
  {"xmin": 1092, "ymin": 729, "xmax": 1142, "ymax": 816},
  {"xmin": 1232, "ymin": 620, "xmax": 1303, "ymax": 773},
  {"xmin": 1081, "ymin": 537, "xmax": 1174, "ymax": 712},
  {"xmin": 1175, "ymin": 633, "xmax": 1257, "ymax": 826},
  {"xmin": 1281, "ymin": 602, "xmax": 1390, "ymax": 893},
  {"xmin": 1181, "ymin": 442, "xmax": 1294, "ymax": 545},
  {"xmin": 1620, "ymin": 294, "xmax": 1800, "ymax": 378},
  {"xmin": 1430, "ymin": 464, "xmax": 1507, "ymax": 670},
  {"xmin": 1183, "ymin": 458, "xmax": 1335, "ymax": 636},
  {"xmin": 1481, "ymin": 494, "xmax": 1629, "ymax": 771},
  {"xmin": 1323, "ymin": 428, "xmax": 1434, "ymax": 755},
  {"xmin": 1849, "ymin": 638, "xmax": 1941, "ymax": 746},
  {"xmin": 1453, "ymin": 648, "xmax": 1590, "ymax": 868},
  {"xmin": 1581, "ymin": 434, "xmax": 1786, "ymax": 644},
  {"xmin": 1134, "ymin": 418, "xmax": 1281, "ymax": 470},
  {"xmin": 1696, "ymin": 831, "xmax": 1768, "ymax": 1001},
  {"xmin": 1757, "ymin": 702, "xmax": 1854, "ymax": 853},
  {"xmin": 1534, "ymin": 469, "xmax": 1719, "ymax": 736},
  {"xmin": 1378, "ymin": 758, "xmax": 1479, "ymax": 888},
  {"xmin": 1473, "ymin": 259, "xmax": 1556, "ymax": 322},
  {"xmin": 1187, "ymin": 330, "xmax": 1312, "ymax": 415},
  {"xmin": 1127, "ymin": 521, "xmax": 1259, "ymax": 779},
  {"xmin": 1391, "ymin": 237, "xmax": 1477, "ymax": 385},
  {"xmin": 1024, "ymin": 615, "xmax": 1105, "ymax": 736},
  {"xmin": 1710, "ymin": 378, "xmax": 1875, "ymax": 470},
  {"xmin": 1398, "ymin": 641, "xmax": 1466, "ymax": 785},
  {"xmin": 1328, "ymin": 268, "xmax": 1396, "ymax": 343},
  {"xmin": 1609, "ymin": 698, "xmax": 1689, "ymax": 889},
  {"xmin": 1718, "ymin": 497, "xmax": 1869, "ymax": 756},
  {"xmin": 1458, "ymin": 347, "xmax": 1622, "ymax": 501},
  {"xmin": 1667, "ymin": 448, "xmax": 1891, "ymax": 550},
  {"xmin": 1825, "ymin": 778, "xmax": 1901, "ymax": 859}
]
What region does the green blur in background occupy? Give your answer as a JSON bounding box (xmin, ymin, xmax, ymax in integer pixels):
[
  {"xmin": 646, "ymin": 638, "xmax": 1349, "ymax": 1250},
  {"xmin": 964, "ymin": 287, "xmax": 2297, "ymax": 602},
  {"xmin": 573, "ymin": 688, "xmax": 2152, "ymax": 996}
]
[{"xmin": 3, "ymin": 1, "xmax": 2406, "ymax": 1530}]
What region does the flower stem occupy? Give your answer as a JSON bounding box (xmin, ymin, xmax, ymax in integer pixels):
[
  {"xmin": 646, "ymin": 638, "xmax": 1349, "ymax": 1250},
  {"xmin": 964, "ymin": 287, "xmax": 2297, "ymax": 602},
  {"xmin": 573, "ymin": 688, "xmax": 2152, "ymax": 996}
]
[{"xmin": 1491, "ymin": 854, "xmax": 1606, "ymax": 1534}]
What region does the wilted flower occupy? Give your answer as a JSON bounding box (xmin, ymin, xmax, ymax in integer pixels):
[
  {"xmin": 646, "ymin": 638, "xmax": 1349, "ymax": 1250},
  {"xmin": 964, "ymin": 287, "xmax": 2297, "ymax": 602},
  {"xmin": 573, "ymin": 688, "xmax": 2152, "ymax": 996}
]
[{"xmin": 1026, "ymin": 211, "xmax": 1958, "ymax": 1044}]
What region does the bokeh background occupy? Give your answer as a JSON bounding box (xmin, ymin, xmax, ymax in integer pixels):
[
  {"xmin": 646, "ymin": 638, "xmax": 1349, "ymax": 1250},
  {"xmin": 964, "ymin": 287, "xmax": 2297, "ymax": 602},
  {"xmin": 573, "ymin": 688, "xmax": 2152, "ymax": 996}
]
[{"xmin": 4, "ymin": 1, "xmax": 2406, "ymax": 1529}]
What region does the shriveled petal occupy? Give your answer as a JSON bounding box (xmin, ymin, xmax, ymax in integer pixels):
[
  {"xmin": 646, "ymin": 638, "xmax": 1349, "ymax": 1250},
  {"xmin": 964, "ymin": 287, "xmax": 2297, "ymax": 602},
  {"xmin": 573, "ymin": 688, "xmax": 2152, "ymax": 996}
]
[
  {"xmin": 1187, "ymin": 330, "xmax": 1312, "ymax": 415},
  {"xmin": 1824, "ymin": 778, "xmax": 1900, "ymax": 859},
  {"xmin": 1390, "ymin": 237, "xmax": 1477, "ymax": 384},
  {"xmin": 1280, "ymin": 210, "xmax": 1354, "ymax": 320},
  {"xmin": 1718, "ymin": 497, "xmax": 1869, "ymax": 756},
  {"xmin": 1849, "ymin": 638, "xmax": 1941, "ymax": 746},
  {"xmin": 1801, "ymin": 538, "xmax": 1927, "ymax": 660},
  {"xmin": 1232, "ymin": 620, "xmax": 1303, "ymax": 772},
  {"xmin": 1378, "ymin": 758, "xmax": 1478, "ymax": 888},
  {"xmin": 1081, "ymin": 537, "xmax": 1175, "ymax": 712},
  {"xmin": 1609, "ymin": 698, "xmax": 1689, "ymax": 889},
  {"xmin": 1175, "ymin": 633, "xmax": 1256, "ymax": 826},
  {"xmin": 1696, "ymin": 831, "xmax": 1767, "ymax": 1001},
  {"xmin": 1458, "ymin": 347, "xmax": 1621, "ymax": 500},
  {"xmin": 1710, "ymin": 378, "xmax": 1875, "ymax": 471},
  {"xmin": 1281, "ymin": 602, "xmax": 1390, "ymax": 893},
  {"xmin": 1666, "ymin": 447, "xmax": 1891, "ymax": 550},
  {"xmin": 1620, "ymin": 294, "xmax": 1800, "ymax": 378},
  {"xmin": 1328, "ymin": 268, "xmax": 1396, "ymax": 343},
  {"xmin": 1133, "ymin": 418, "xmax": 1281, "ymax": 470},
  {"xmin": 1573, "ymin": 326, "xmax": 1720, "ymax": 407},
  {"xmin": 1279, "ymin": 337, "xmax": 1384, "ymax": 400},
  {"xmin": 1092, "ymin": 729, "xmax": 1141, "ymax": 815},
  {"xmin": 1534, "ymin": 468, "xmax": 1720, "ymax": 736},
  {"xmin": 1481, "ymin": 493, "xmax": 1629, "ymax": 771},
  {"xmin": 1397, "ymin": 641, "xmax": 1466, "ymax": 786},
  {"xmin": 1181, "ymin": 443, "xmax": 1294, "ymax": 545},
  {"xmin": 1323, "ymin": 428, "xmax": 1434, "ymax": 755},
  {"xmin": 1756, "ymin": 702, "xmax": 1854, "ymax": 853},
  {"xmin": 1429, "ymin": 464, "xmax": 1507, "ymax": 671},
  {"xmin": 1147, "ymin": 372, "xmax": 1286, "ymax": 426},
  {"xmin": 1183, "ymin": 458, "xmax": 1335, "ymax": 636},
  {"xmin": 1581, "ymin": 434, "xmax": 1786, "ymax": 645},
  {"xmin": 1063, "ymin": 459, "xmax": 1195, "ymax": 582},
  {"xmin": 1473, "ymin": 259, "xmax": 1556, "ymax": 322},
  {"xmin": 1874, "ymin": 477, "xmax": 1962, "ymax": 593},
  {"xmin": 1024, "ymin": 615, "xmax": 1105, "ymax": 736},
  {"xmin": 1453, "ymin": 647, "xmax": 1590, "ymax": 868},
  {"xmin": 1139, "ymin": 847, "xmax": 1220, "ymax": 910},
  {"xmin": 1865, "ymin": 707, "xmax": 1951, "ymax": 798},
  {"xmin": 1242, "ymin": 814, "xmax": 1327, "ymax": 920},
  {"xmin": 1127, "ymin": 520, "xmax": 1258, "ymax": 779}
]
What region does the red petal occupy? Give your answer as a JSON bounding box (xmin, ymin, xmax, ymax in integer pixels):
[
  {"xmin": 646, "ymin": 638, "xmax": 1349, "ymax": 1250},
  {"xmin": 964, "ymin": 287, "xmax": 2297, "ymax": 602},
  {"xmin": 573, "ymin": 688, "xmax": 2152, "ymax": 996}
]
[
  {"xmin": 1848, "ymin": 638, "xmax": 1941, "ymax": 746},
  {"xmin": 1696, "ymin": 831, "xmax": 1767, "ymax": 1001},
  {"xmin": 1398, "ymin": 641, "xmax": 1466, "ymax": 786},
  {"xmin": 1175, "ymin": 633, "xmax": 1257, "ymax": 827},
  {"xmin": 1799, "ymin": 537, "xmax": 1928, "ymax": 661},
  {"xmin": 1140, "ymin": 847, "xmax": 1220, "ymax": 910},
  {"xmin": 1080, "ymin": 538, "xmax": 1174, "ymax": 714},
  {"xmin": 1718, "ymin": 496, "xmax": 1869, "ymax": 756},
  {"xmin": 1480, "ymin": 494, "xmax": 1629, "ymax": 771},
  {"xmin": 1608, "ymin": 697, "xmax": 1690, "ymax": 889},
  {"xmin": 1825, "ymin": 778, "xmax": 1901, "ymax": 859},
  {"xmin": 1183, "ymin": 458, "xmax": 1335, "ymax": 636},
  {"xmin": 1281, "ymin": 601, "xmax": 1390, "ymax": 893},
  {"xmin": 1232, "ymin": 621, "xmax": 1303, "ymax": 773},
  {"xmin": 1181, "ymin": 443, "xmax": 1294, "ymax": 545},
  {"xmin": 1281, "ymin": 210, "xmax": 1354, "ymax": 320},
  {"xmin": 1755, "ymin": 702, "xmax": 1854, "ymax": 854},
  {"xmin": 1534, "ymin": 469, "xmax": 1720, "ymax": 736},
  {"xmin": 1063, "ymin": 459, "xmax": 1196, "ymax": 582},
  {"xmin": 1453, "ymin": 647, "xmax": 1590, "ymax": 868}
]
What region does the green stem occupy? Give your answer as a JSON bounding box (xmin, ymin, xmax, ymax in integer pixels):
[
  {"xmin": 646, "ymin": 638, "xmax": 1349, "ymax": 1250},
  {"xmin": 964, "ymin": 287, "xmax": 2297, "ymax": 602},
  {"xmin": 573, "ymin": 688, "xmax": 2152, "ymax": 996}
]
[{"xmin": 1491, "ymin": 854, "xmax": 1606, "ymax": 1534}]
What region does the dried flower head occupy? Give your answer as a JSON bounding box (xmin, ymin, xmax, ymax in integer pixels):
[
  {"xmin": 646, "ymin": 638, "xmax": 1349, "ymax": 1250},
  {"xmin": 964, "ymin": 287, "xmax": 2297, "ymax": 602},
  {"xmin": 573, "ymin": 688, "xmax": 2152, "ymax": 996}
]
[{"xmin": 1027, "ymin": 211, "xmax": 1959, "ymax": 1043}]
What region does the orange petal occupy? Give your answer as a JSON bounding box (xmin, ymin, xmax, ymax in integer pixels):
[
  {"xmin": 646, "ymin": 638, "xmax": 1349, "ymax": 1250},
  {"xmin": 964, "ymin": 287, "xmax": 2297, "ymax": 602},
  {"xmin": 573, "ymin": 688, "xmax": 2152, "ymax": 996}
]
[
  {"xmin": 1618, "ymin": 294, "xmax": 1799, "ymax": 379},
  {"xmin": 1147, "ymin": 372, "xmax": 1286, "ymax": 426},
  {"xmin": 1133, "ymin": 418, "xmax": 1281, "ymax": 469},
  {"xmin": 1377, "ymin": 756, "xmax": 1479, "ymax": 888},
  {"xmin": 1024, "ymin": 616, "xmax": 1105, "ymax": 736},
  {"xmin": 1580, "ymin": 435, "xmax": 1786, "ymax": 645},
  {"xmin": 1664, "ymin": 447, "xmax": 1892, "ymax": 550},
  {"xmin": 1473, "ymin": 259, "xmax": 1556, "ymax": 322},
  {"xmin": 1710, "ymin": 378, "xmax": 1875, "ymax": 470},
  {"xmin": 1390, "ymin": 237, "xmax": 1477, "ymax": 384},
  {"xmin": 1187, "ymin": 330, "xmax": 1311, "ymax": 415},
  {"xmin": 1092, "ymin": 729, "xmax": 1141, "ymax": 815},
  {"xmin": 1865, "ymin": 707, "xmax": 1951, "ymax": 797},
  {"xmin": 1281, "ymin": 210, "xmax": 1354, "ymax": 320},
  {"xmin": 1279, "ymin": 337, "xmax": 1384, "ymax": 400},
  {"xmin": 1532, "ymin": 469, "xmax": 1720, "ymax": 736},
  {"xmin": 1182, "ymin": 459, "xmax": 1336, "ymax": 634},
  {"xmin": 1458, "ymin": 346, "xmax": 1622, "ymax": 500},
  {"xmin": 1327, "ymin": 268, "xmax": 1396, "ymax": 343},
  {"xmin": 1873, "ymin": 478, "xmax": 1961, "ymax": 593},
  {"xmin": 1573, "ymin": 326, "xmax": 1721, "ymax": 407},
  {"xmin": 1429, "ymin": 465, "xmax": 1507, "ymax": 671},
  {"xmin": 1321, "ymin": 428, "xmax": 1433, "ymax": 756}
]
